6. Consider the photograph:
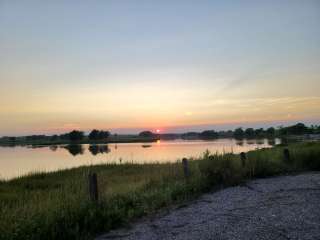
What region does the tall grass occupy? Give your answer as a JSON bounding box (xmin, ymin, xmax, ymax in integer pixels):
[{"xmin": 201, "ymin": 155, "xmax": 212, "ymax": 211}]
[{"xmin": 0, "ymin": 142, "xmax": 320, "ymax": 240}]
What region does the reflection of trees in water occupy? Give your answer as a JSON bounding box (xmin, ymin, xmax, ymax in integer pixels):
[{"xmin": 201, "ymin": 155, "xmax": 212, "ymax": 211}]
[
  {"xmin": 246, "ymin": 139, "xmax": 255, "ymax": 145},
  {"xmin": 28, "ymin": 145, "xmax": 47, "ymax": 149},
  {"xmin": 64, "ymin": 144, "xmax": 84, "ymax": 156},
  {"xmin": 267, "ymin": 139, "xmax": 276, "ymax": 146},
  {"xmin": 236, "ymin": 140, "xmax": 244, "ymax": 146},
  {"xmin": 49, "ymin": 145, "xmax": 58, "ymax": 151},
  {"xmin": 256, "ymin": 139, "xmax": 265, "ymax": 145},
  {"xmin": 88, "ymin": 145, "xmax": 110, "ymax": 156},
  {"xmin": 237, "ymin": 138, "xmax": 277, "ymax": 146},
  {"xmin": 237, "ymin": 139, "xmax": 267, "ymax": 145},
  {"xmin": 89, "ymin": 145, "xmax": 99, "ymax": 155},
  {"xmin": 0, "ymin": 143, "xmax": 16, "ymax": 148},
  {"xmin": 142, "ymin": 144, "xmax": 152, "ymax": 148}
]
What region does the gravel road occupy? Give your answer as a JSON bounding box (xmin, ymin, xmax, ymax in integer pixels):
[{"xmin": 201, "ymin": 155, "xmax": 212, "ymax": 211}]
[{"xmin": 96, "ymin": 173, "xmax": 320, "ymax": 240}]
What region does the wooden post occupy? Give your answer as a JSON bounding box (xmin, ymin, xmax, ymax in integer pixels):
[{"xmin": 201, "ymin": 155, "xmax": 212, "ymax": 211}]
[
  {"xmin": 182, "ymin": 158, "xmax": 190, "ymax": 179},
  {"xmin": 88, "ymin": 173, "xmax": 99, "ymax": 202},
  {"xmin": 240, "ymin": 152, "xmax": 246, "ymax": 167},
  {"xmin": 283, "ymin": 148, "xmax": 290, "ymax": 163}
]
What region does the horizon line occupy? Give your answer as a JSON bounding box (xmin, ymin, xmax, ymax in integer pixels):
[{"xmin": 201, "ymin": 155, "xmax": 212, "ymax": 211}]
[{"xmin": 1, "ymin": 119, "xmax": 319, "ymax": 137}]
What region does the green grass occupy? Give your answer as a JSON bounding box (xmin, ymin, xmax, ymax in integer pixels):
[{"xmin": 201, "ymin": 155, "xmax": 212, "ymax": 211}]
[{"xmin": 0, "ymin": 141, "xmax": 320, "ymax": 240}]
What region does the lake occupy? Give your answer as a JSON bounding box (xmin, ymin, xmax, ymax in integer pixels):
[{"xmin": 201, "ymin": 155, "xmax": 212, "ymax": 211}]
[{"xmin": 0, "ymin": 138, "xmax": 280, "ymax": 180}]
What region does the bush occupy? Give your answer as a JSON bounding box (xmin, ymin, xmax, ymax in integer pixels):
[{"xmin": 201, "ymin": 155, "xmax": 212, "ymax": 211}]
[{"xmin": 198, "ymin": 151, "xmax": 244, "ymax": 187}]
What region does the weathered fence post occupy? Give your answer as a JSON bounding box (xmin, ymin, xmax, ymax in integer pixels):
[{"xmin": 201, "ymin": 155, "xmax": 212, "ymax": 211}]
[
  {"xmin": 240, "ymin": 152, "xmax": 246, "ymax": 167},
  {"xmin": 283, "ymin": 148, "xmax": 290, "ymax": 163},
  {"xmin": 182, "ymin": 158, "xmax": 190, "ymax": 179},
  {"xmin": 88, "ymin": 172, "xmax": 99, "ymax": 202}
]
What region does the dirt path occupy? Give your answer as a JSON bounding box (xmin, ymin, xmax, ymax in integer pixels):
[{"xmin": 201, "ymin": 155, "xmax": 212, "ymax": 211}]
[{"xmin": 96, "ymin": 173, "xmax": 320, "ymax": 240}]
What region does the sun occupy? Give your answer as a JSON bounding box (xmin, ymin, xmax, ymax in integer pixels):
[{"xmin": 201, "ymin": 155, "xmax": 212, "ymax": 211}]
[{"xmin": 156, "ymin": 129, "xmax": 160, "ymax": 133}]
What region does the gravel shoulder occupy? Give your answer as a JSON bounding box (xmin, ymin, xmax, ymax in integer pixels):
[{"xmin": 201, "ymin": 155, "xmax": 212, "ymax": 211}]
[{"xmin": 96, "ymin": 173, "xmax": 320, "ymax": 240}]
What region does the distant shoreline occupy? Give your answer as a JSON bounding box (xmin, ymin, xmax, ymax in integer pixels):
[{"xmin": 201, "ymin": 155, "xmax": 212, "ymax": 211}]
[
  {"xmin": 1, "ymin": 122, "xmax": 318, "ymax": 147},
  {"xmin": 0, "ymin": 136, "xmax": 159, "ymax": 147},
  {"xmin": 1, "ymin": 134, "xmax": 320, "ymax": 147},
  {"xmin": 0, "ymin": 123, "xmax": 320, "ymax": 146}
]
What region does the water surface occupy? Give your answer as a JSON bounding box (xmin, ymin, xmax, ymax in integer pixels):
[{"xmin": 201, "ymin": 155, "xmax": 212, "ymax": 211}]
[{"xmin": 0, "ymin": 138, "xmax": 280, "ymax": 179}]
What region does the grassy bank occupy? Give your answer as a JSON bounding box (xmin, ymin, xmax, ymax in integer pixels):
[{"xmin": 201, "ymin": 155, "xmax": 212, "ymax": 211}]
[{"xmin": 1, "ymin": 142, "xmax": 320, "ymax": 240}]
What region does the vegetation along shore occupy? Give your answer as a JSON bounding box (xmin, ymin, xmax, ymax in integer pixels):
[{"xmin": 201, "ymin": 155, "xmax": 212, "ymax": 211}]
[
  {"xmin": 0, "ymin": 141, "xmax": 320, "ymax": 240},
  {"xmin": 1, "ymin": 123, "xmax": 320, "ymax": 146}
]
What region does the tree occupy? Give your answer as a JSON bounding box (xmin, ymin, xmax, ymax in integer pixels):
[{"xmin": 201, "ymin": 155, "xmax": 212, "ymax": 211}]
[
  {"xmin": 279, "ymin": 123, "xmax": 310, "ymax": 135},
  {"xmin": 266, "ymin": 127, "xmax": 275, "ymax": 135},
  {"xmin": 310, "ymin": 125, "xmax": 320, "ymax": 134},
  {"xmin": 234, "ymin": 128, "xmax": 244, "ymax": 138},
  {"xmin": 181, "ymin": 132, "xmax": 199, "ymax": 139},
  {"xmin": 289, "ymin": 123, "xmax": 309, "ymax": 135},
  {"xmin": 63, "ymin": 130, "xmax": 84, "ymax": 141},
  {"xmin": 254, "ymin": 128, "xmax": 264, "ymax": 137},
  {"xmin": 89, "ymin": 130, "xmax": 100, "ymax": 140},
  {"xmin": 98, "ymin": 130, "xmax": 110, "ymax": 139},
  {"xmin": 199, "ymin": 130, "xmax": 218, "ymax": 139},
  {"xmin": 26, "ymin": 135, "xmax": 47, "ymax": 141},
  {"xmin": 245, "ymin": 128, "xmax": 255, "ymax": 137},
  {"xmin": 8, "ymin": 137, "xmax": 16, "ymax": 142},
  {"xmin": 50, "ymin": 135, "xmax": 58, "ymax": 141},
  {"xmin": 89, "ymin": 130, "xmax": 110, "ymax": 140},
  {"xmin": 139, "ymin": 131, "xmax": 154, "ymax": 137}
]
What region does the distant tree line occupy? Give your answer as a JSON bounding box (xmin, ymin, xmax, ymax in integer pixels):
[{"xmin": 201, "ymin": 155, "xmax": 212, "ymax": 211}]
[
  {"xmin": 0, "ymin": 123, "xmax": 319, "ymax": 144},
  {"xmin": 138, "ymin": 131, "xmax": 156, "ymax": 138},
  {"xmin": 60, "ymin": 130, "xmax": 85, "ymax": 141},
  {"xmin": 199, "ymin": 130, "xmax": 219, "ymax": 139},
  {"xmin": 233, "ymin": 123, "xmax": 319, "ymax": 139},
  {"xmin": 88, "ymin": 130, "xmax": 110, "ymax": 140},
  {"xmin": 0, "ymin": 129, "xmax": 111, "ymax": 143},
  {"xmin": 60, "ymin": 129, "xmax": 110, "ymax": 141},
  {"xmin": 221, "ymin": 123, "xmax": 318, "ymax": 139},
  {"xmin": 233, "ymin": 127, "xmax": 276, "ymax": 139},
  {"xmin": 180, "ymin": 123, "xmax": 320, "ymax": 140},
  {"xmin": 278, "ymin": 123, "xmax": 313, "ymax": 135}
]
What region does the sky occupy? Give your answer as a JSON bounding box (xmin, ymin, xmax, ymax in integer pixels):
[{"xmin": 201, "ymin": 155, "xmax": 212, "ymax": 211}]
[{"xmin": 0, "ymin": 0, "xmax": 319, "ymax": 135}]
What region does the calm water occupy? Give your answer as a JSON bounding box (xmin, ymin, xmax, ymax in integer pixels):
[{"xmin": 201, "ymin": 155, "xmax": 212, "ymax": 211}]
[{"xmin": 0, "ymin": 138, "xmax": 280, "ymax": 180}]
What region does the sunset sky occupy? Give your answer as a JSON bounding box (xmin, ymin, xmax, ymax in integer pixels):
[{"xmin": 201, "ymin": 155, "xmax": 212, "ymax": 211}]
[{"xmin": 0, "ymin": 1, "xmax": 319, "ymax": 135}]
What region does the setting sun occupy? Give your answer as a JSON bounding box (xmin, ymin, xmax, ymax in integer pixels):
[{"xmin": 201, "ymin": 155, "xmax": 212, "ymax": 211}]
[{"xmin": 156, "ymin": 129, "xmax": 161, "ymax": 133}]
